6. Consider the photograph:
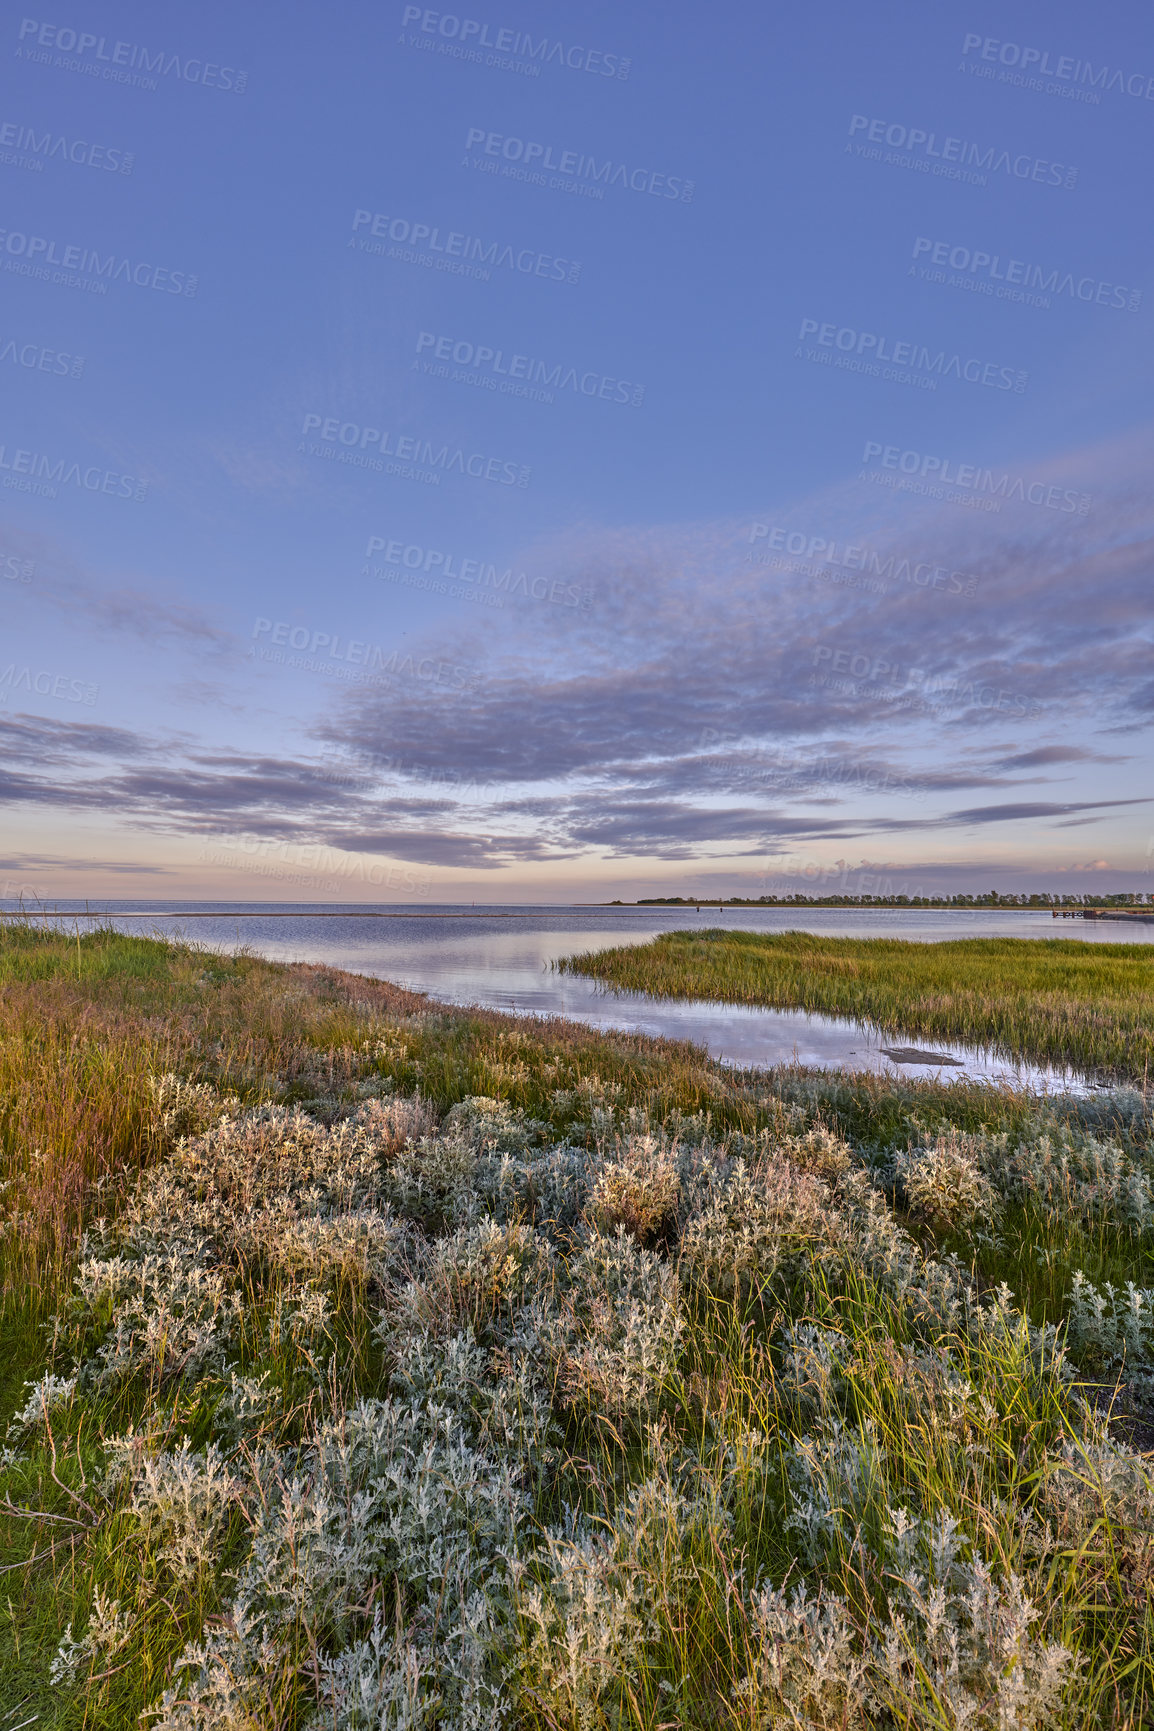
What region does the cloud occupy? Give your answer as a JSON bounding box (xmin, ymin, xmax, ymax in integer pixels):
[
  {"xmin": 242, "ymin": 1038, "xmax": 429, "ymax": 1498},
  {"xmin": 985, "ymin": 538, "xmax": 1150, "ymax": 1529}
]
[
  {"xmin": 942, "ymin": 799, "xmax": 1149, "ymax": 827},
  {"xmin": 3, "ymin": 426, "xmax": 1154, "ymax": 875},
  {"xmin": 554, "ymin": 795, "xmax": 872, "ymax": 859},
  {"xmin": 337, "ymin": 830, "xmax": 558, "ymax": 868},
  {"xmin": 319, "ymin": 446, "xmax": 1154, "ymax": 804},
  {"xmin": 544, "ymin": 794, "xmax": 1151, "ymax": 859},
  {"xmin": 288, "ymin": 428, "xmax": 1154, "ymax": 865},
  {"xmin": 0, "ymin": 854, "xmax": 174, "ymax": 875},
  {"xmin": 73, "ymin": 586, "xmax": 232, "ymax": 647},
  {"xmin": 0, "ymin": 713, "xmax": 149, "ymax": 763},
  {"xmin": 994, "ymin": 746, "xmax": 1127, "ymax": 770},
  {"xmin": 0, "ymin": 525, "xmax": 232, "ymax": 648},
  {"xmin": 0, "ymin": 715, "xmax": 566, "ymax": 870}
]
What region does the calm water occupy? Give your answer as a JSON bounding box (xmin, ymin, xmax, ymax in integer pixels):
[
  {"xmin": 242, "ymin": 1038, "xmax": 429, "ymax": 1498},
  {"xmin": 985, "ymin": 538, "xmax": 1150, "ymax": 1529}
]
[{"xmin": 10, "ymin": 900, "xmax": 1150, "ymax": 1093}]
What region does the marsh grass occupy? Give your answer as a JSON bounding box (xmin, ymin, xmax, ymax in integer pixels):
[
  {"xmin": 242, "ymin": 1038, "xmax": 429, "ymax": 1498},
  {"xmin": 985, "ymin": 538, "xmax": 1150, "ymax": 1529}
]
[
  {"xmin": 0, "ymin": 925, "xmax": 1152, "ymax": 1727},
  {"xmin": 559, "ymin": 928, "xmax": 1154, "ymax": 1080}
]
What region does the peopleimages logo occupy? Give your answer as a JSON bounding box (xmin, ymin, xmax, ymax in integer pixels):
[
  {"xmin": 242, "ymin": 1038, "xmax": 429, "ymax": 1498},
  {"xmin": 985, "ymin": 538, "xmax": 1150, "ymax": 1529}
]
[
  {"xmin": 0, "ymin": 441, "xmax": 148, "ymax": 501},
  {"xmin": 0, "ymin": 228, "xmax": 196, "ymax": 294},
  {"xmin": 251, "ymin": 619, "xmax": 473, "ymax": 689},
  {"xmin": 911, "ymin": 238, "xmax": 1141, "ymax": 312},
  {"xmin": 0, "ymin": 334, "xmax": 84, "ymax": 376},
  {"xmin": 0, "ymin": 118, "xmax": 133, "ymax": 172},
  {"xmin": 299, "ymin": 414, "xmax": 530, "ymax": 488},
  {"xmin": 351, "ymin": 209, "xmax": 581, "ymax": 285},
  {"xmin": 961, "ymin": 34, "xmax": 1154, "ymax": 101},
  {"xmin": 748, "ymin": 523, "xmax": 979, "ymax": 598},
  {"xmin": 860, "ymin": 441, "xmax": 1091, "ymax": 514},
  {"xmin": 464, "ymin": 128, "xmax": 694, "ymax": 200},
  {"xmin": 0, "ymin": 550, "xmax": 34, "ymax": 581},
  {"xmin": 365, "ymin": 536, "xmax": 591, "ymax": 609},
  {"xmin": 15, "ymin": 19, "xmax": 247, "ymax": 91},
  {"xmin": 798, "ymin": 318, "xmax": 1027, "ymax": 392},
  {"xmin": 697, "ymin": 734, "xmax": 928, "ymax": 805},
  {"xmin": 847, "ymin": 114, "xmax": 1078, "ymax": 189},
  {"xmin": 400, "ymin": 8, "xmax": 630, "ymax": 78},
  {"xmin": 198, "ymin": 829, "xmax": 430, "ymax": 899},
  {"xmin": 414, "ymin": 331, "xmax": 644, "ymax": 406},
  {"xmin": 0, "ymin": 664, "xmax": 97, "ymax": 704},
  {"xmin": 810, "ymin": 645, "xmax": 1042, "ymax": 721}
]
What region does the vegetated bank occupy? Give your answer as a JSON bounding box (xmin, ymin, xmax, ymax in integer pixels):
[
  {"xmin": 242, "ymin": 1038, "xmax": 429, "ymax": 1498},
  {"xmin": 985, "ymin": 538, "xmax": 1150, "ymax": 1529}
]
[
  {"xmin": 561, "ymin": 928, "xmax": 1154, "ymax": 1081},
  {"xmin": 1, "ymin": 921, "xmax": 1154, "ymax": 1728}
]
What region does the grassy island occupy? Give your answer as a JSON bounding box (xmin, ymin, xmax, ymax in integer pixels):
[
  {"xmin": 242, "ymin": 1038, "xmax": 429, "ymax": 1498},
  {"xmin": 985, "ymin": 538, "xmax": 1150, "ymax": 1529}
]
[
  {"xmin": 560, "ymin": 929, "xmax": 1154, "ymax": 1081},
  {"xmin": 1, "ymin": 921, "xmax": 1153, "ymax": 1727}
]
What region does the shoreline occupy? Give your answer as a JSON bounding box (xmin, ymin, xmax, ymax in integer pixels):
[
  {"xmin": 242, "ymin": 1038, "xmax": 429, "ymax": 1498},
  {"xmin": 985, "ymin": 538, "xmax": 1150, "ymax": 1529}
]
[{"xmin": 1, "ymin": 901, "xmax": 1145, "ymax": 918}]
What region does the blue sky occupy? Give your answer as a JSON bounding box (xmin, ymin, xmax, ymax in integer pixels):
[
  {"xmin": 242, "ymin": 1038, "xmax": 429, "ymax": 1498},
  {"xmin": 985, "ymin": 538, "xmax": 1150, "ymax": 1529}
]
[{"xmin": 1, "ymin": 0, "xmax": 1152, "ymax": 902}]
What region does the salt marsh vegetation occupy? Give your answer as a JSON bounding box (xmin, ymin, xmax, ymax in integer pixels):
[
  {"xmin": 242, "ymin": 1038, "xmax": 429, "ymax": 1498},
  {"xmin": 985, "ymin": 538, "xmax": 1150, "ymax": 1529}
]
[
  {"xmin": 0, "ymin": 924, "xmax": 1152, "ymax": 1727},
  {"xmin": 560, "ymin": 929, "xmax": 1154, "ymax": 1079}
]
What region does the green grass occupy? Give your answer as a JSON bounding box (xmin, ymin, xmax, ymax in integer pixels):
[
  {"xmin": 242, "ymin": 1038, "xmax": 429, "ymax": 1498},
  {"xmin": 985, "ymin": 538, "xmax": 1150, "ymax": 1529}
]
[
  {"xmin": 560, "ymin": 928, "xmax": 1154, "ymax": 1079},
  {"xmin": 1, "ymin": 925, "xmax": 1152, "ymax": 1728}
]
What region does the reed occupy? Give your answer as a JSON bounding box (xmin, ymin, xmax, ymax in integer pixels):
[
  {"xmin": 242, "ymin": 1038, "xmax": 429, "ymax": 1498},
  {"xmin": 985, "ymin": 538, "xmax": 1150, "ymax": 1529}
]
[{"xmin": 560, "ymin": 928, "xmax": 1154, "ymax": 1079}]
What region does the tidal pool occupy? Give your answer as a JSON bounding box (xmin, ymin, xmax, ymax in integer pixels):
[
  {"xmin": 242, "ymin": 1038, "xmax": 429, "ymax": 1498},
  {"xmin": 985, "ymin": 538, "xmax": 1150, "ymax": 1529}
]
[{"xmin": 11, "ymin": 900, "xmax": 1118, "ymax": 1095}]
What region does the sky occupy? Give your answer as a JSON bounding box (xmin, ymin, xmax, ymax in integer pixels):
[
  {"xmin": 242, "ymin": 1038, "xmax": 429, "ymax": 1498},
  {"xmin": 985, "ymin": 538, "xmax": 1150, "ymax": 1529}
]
[{"xmin": 1, "ymin": 0, "xmax": 1153, "ymax": 904}]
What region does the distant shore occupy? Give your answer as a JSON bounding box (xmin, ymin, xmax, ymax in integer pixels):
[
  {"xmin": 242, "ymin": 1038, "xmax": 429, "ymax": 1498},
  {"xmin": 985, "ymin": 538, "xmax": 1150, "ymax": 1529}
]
[{"xmin": 2, "ymin": 896, "xmax": 1150, "ymax": 919}]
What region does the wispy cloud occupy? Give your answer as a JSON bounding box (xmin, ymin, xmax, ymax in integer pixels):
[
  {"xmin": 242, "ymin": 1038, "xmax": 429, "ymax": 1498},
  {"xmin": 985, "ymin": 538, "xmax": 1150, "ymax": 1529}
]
[
  {"xmin": 2, "ymin": 526, "xmax": 232, "ymax": 648},
  {"xmin": 2, "ymin": 427, "xmax": 1152, "ymax": 873}
]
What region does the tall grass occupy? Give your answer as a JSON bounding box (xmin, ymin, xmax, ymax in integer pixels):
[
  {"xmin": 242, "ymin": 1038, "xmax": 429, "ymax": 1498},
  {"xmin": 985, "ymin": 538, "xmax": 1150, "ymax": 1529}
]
[
  {"xmin": 560, "ymin": 928, "xmax": 1154, "ymax": 1079},
  {"xmin": 1, "ymin": 928, "xmax": 1152, "ymax": 1727},
  {"xmin": 0, "ymin": 922, "xmax": 779, "ymax": 1342}
]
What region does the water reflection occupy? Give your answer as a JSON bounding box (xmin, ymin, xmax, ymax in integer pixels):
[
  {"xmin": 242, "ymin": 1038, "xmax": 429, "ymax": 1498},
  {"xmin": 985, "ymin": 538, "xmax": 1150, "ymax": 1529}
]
[{"xmin": 4, "ymin": 901, "xmax": 1118, "ymax": 1095}]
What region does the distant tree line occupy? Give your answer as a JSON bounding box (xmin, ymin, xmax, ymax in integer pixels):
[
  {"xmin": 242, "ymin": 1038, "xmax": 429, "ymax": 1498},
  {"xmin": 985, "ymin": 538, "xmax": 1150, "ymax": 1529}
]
[{"xmin": 622, "ymin": 892, "xmax": 1152, "ymax": 908}]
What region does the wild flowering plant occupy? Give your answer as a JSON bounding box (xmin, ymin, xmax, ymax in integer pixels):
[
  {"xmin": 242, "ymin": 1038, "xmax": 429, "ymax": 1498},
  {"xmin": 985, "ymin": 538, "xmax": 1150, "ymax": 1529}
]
[
  {"xmin": 49, "ymin": 1587, "xmax": 134, "ymax": 1689},
  {"xmin": 549, "ymin": 1227, "xmax": 684, "ymax": 1422},
  {"xmin": 772, "ymin": 1426, "xmax": 1078, "ymax": 1728},
  {"xmin": 681, "ymin": 1156, "xmax": 838, "ymax": 1303},
  {"xmin": 739, "ymin": 1584, "xmax": 872, "ymax": 1730},
  {"xmin": 896, "ymin": 1129, "xmax": 1000, "ymax": 1233},
  {"xmin": 149, "ymin": 1072, "xmax": 242, "ymax": 1142},
  {"xmin": 739, "ymin": 1513, "xmax": 1077, "ymax": 1731},
  {"xmin": 872, "ymin": 1506, "xmax": 1077, "ymax": 1729},
  {"xmin": 65, "ymin": 1098, "xmax": 422, "ymax": 1393},
  {"xmin": 976, "ymin": 1120, "xmax": 1154, "ymax": 1235},
  {"xmin": 779, "ymin": 1122, "xmax": 855, "ymax": 1184},
  {"xmin": 1065, "ymin": 1269, "xmax": 1154, "ymax": 1369},
  {"xmin": 150, "ymin": 1393, "xmax": 533, "ymax": 1730},
  {"xmin": 784, "ymin": 1418, "xmax": 890, "ymax": 1567},
  {"xmin": 388, "ymin": 1216, "xmax": 557, "ymax": 1351},
  {"xmin": 779, "ymin": 1320, "xmax": 847, "ymax": 1420},
  {"xmin": 511, "ymin": 1453, "xmax": 724, "ymax": 1729},
  {"xmin": 588, "ymin": 1131, "xmax": 681, "ymax": 1243},
  {"xmin": 21, "ymin": 1069, "xmax": 1153, "ymax": 1727},
  {"xmin": 124, "ymin": 1438, "xmax": 240, "ymax": 1584},
  {"xmin": 1034, "ymin": 1433, "xmax": 1154, "ymax": 1604},
  {"xmin": 7, "ymin": 1370, "xmax": 78, "ymax": 1434}
]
